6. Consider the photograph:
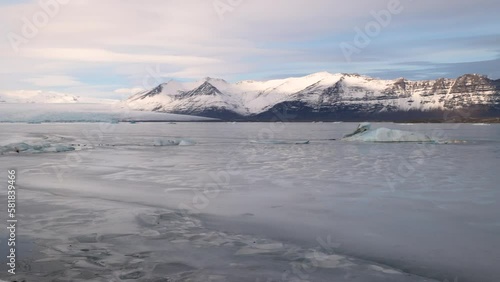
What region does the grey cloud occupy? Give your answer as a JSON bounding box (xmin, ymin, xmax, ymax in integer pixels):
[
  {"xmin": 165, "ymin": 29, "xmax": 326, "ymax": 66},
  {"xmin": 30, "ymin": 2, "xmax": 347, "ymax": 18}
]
[
  {"xmin": 0, "ymin": 0, "xmax": 499, "ymax": 96},
  {"xmin": 368, "ymin": 58, "xmax": 500, "ymax": 80}
]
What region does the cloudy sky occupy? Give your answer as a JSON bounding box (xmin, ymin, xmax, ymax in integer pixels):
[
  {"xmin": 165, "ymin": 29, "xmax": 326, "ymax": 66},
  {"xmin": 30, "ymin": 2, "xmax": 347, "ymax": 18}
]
[{"xmin": 1, "ymin": 0, "xmax": 499, "ymax": 100}]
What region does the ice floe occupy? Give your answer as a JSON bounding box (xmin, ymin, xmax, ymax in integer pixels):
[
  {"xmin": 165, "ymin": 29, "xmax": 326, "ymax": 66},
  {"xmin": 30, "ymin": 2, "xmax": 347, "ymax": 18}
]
[
  {"xmin": 342, "ymin": 123, "xmax": 434, "ymax": 142},
  {"xmin": 0, "ymin": 142, "xmax": 75, "ymax": 154},
  {"xmin": 250, "ymin": 139, "xmax": 310, "ymax": 144},
  {"xmin": 153, "ymin": 138, "xmax": 196, "ymax": 146}
]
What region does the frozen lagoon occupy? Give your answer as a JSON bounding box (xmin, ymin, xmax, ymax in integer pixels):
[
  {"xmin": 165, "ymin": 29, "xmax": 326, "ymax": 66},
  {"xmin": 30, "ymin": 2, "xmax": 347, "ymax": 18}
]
[{"xmin": 0, "ymin": 122, "xmax": 499, "ymax": 281}]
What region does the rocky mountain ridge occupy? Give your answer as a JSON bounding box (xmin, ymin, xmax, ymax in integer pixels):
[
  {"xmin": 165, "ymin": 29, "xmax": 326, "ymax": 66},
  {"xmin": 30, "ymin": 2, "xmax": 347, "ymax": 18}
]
[{"xmin": 125, "ymin": 72, "xmax": 500, "ymax": 121}]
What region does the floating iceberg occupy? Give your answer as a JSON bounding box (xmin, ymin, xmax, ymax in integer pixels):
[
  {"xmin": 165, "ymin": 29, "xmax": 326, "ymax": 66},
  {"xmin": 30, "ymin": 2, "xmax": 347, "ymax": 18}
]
[
  {"xmin": 342, "ymin": 123, "xmax": 434, "ymax": 142},
  {"xmin": 0, "ymin": 142, "xmax": 75, "ymax": 154},
  {"xmin": 153, "ymin": 138, "xmax": 196, "ymax": 146},
  {"xmin": 250, "ymin": 140, "xmax": 310, "ymax": 145}
]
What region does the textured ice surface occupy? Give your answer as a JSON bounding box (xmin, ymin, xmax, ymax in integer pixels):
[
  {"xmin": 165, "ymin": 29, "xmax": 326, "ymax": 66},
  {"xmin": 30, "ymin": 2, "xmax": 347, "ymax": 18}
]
[{"xmin": 0, "ymin": 122, "xmax": 499, "ymax": 282}]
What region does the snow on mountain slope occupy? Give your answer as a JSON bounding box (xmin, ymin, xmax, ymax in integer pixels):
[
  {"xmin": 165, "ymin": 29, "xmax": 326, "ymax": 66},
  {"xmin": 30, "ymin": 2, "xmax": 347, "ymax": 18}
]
[
  {"xmin": 126, "ymin": 72, "xmax": 348, "ymax": 115},
  {"xmin": 127, "ymin": 79, "xmax": 243, "ymax": 115},
  {"xmin": 124, "ymin": 72, "xmax": 500, "ymax": 118},
  {"xmin": 237, "ymin": 72, "xmax": 345, "ymax": 113}
]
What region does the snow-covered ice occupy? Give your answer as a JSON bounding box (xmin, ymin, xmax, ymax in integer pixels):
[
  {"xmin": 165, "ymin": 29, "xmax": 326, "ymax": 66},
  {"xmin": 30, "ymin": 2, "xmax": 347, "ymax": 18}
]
[
  {"xmin": 0, "ymin": 122, "xmax": 499, "ymax": 282},
  {"xmin": 0, "ymin": 103, "xmax": 216, "ymax": 123},
  {"xmin": 343, "ymin": 122, "xmax": 434, "ymax": 142}
]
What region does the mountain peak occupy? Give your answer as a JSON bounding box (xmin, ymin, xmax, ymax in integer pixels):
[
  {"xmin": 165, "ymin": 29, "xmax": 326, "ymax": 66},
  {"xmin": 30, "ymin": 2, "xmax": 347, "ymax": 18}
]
[
  {"xmin": 307, "ymin": 71, "xmax": 333, "ymax": 77},
  {"xmin": 339, "ymin": 73, "xmax": 365, "ymax": 79},
  {"xmin": 182, "ymin": 81, "xmax": 222, "ymax": 97},
  {"xmin": 203, "ymin": 77, "xmax": 228, "ymax": 83}
]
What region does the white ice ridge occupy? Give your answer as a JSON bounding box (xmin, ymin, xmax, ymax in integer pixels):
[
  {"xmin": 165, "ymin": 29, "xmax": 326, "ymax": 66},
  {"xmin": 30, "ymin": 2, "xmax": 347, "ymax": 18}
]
[{"xmin": 342, "ymin": 123, "xmax": 434, "ymax": 142}]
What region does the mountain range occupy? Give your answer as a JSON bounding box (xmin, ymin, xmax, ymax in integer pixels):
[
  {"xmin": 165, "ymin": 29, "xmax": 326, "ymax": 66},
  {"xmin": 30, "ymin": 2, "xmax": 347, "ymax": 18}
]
[{"xmin": 124, "ymin": 72, "xmax": 500, "ymax": 121}]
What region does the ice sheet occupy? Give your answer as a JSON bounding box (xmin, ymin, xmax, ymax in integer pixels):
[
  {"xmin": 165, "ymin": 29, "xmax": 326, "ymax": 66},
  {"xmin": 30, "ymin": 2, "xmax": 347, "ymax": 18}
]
[
  {"xmin": 0, "ymin": 122, "xmax": 499, "ymax": 282},
  {"xmin": 0, "ymin": 103, "xmax": 216, "ymax": 123}
]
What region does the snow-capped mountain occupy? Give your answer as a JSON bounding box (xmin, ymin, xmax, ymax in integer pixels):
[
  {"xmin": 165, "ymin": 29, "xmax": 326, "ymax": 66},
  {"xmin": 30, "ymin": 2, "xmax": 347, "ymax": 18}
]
[{"xmin": 124, "ymin": 72, "xmax": 500, "ymax": 121}]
